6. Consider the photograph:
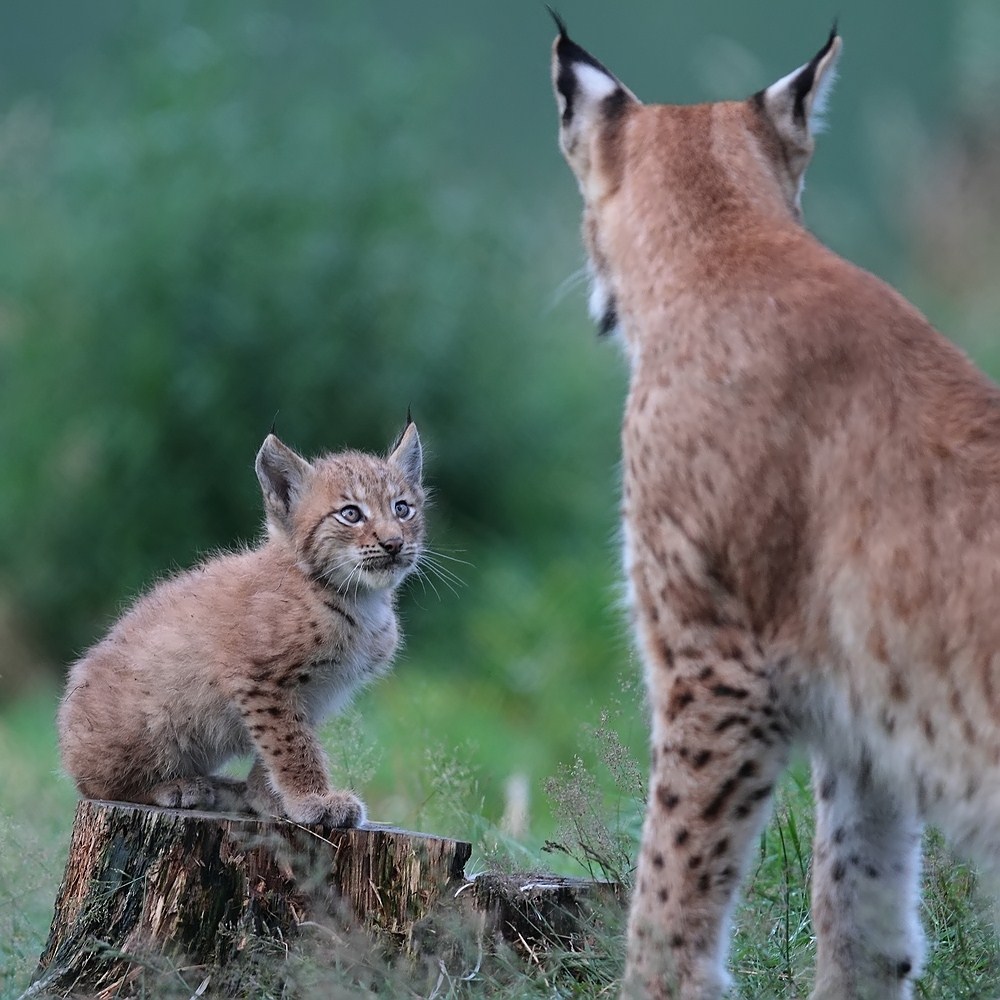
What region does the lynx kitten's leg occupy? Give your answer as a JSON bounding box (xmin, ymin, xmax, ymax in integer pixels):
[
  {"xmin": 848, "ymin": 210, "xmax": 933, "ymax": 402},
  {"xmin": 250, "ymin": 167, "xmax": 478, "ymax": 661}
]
[
  {"xmin": 625, "ymin": 622, "xmax": 790, "ymax": 999},
  {"xmin": 145, "ymin": 775, "xmax": 246, "ymax": 811},
  {"xmin": 810, "ymin": 753, "xmax": 924, "ymax": 1000},
  {"xmin": 239, "ymin": 700, "xmax": 365, "ymax": 828},
  {"xmin": 246, "ymin": 756, "xmax": 283, "ymax": 816}
]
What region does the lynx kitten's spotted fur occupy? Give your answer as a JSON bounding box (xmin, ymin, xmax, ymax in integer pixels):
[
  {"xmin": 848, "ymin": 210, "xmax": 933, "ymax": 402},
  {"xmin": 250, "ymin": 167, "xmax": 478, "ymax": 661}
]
[
  {"xmin": 59, "ymin": 422, "xmax": 424, "ymax": 828},
  {"xmin": 553, "ymin": 18, "xmax": 1000, "ymax": 1000}
]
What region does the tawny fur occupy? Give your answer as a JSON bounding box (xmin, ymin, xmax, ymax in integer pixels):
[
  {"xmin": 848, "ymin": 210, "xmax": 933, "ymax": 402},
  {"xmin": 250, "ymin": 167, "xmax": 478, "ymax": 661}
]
[
  {"xmin": 552, "ymin": 20, "xmax": 1000, "ymax": 1000},
  {"xmin": 58, "ymin": 423, "xmax": 424, "ymax": 829}
]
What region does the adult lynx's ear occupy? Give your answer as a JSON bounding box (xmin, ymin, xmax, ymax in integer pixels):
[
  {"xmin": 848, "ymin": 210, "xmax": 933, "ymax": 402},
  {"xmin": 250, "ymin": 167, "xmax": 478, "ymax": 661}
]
[
  {"xmin": 256, "ymin": 434, "xmax": 313, "ymax": 530},
  {"xmin": 549, "ymin": 10, "xmax": 639, "ymax": 174},
  {"xmin": 757, "ymin": 27, "xmax": 841, "ymax": 154},
  {"xmin": 388, "ymin": 419, "xmax": 422, "ymax": 484}
]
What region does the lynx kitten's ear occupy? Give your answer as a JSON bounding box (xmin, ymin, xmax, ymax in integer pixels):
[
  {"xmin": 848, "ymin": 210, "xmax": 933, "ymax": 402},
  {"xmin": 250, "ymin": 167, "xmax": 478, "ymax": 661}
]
[
  {"xmin": 256, "ymin": 434, "xmax": 314, "ymax": 531},
  {"xmin": 388, "ymin": 420, "xmax": 422, "ymax": 484},
  {"xmin": 549, "ymin": 11, "xmax": 639, "ymax": 171}
]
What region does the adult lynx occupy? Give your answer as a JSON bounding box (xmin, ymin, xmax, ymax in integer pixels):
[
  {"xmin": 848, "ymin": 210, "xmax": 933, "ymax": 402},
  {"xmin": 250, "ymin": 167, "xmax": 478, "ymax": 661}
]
[
  {"xmin": 552, "ymin": 17, "xmax": 1000, "ymax": 1000},
  {"xmin": 59, "ymin": 422, "xmax": 424, "ymax": 828}
]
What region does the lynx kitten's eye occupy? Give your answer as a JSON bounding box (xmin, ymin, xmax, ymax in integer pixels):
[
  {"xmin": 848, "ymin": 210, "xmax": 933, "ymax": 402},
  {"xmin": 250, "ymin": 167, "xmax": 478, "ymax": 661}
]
[
  {"xmin": 394, "ymin": 500, "xmax": 413, "ymax": 520},
  {"xmin": 338, "ymin": 505, "xmax": 364, "ymax": 524}
]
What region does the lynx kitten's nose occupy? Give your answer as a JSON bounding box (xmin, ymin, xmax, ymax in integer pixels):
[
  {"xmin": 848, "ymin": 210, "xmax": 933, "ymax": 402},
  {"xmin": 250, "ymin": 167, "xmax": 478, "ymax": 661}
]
[{"xmin": 380, "ymin": 536, "xmax": 403, "ymax": 556}]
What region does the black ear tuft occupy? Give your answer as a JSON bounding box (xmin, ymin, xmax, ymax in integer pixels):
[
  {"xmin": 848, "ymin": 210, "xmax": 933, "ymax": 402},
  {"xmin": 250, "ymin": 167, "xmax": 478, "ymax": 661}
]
[
  {"xmin": 546, "ymin": 5, "xmax": 568, "ymax": 39},
  {"xmin": 256, "ymin": 434, "xmax": 313, "ymax": 526},
  {"xmin": 551, "ymin": 18, "xmax": 630, "ymax": 129},
  {"xmin": 791, "ymin": 23, "xmax": 840, "ymax": 123},
  {"xmin": 756, "ymin": 26, "xmax": 842, "ymax": 146},
  {"xmin": 392, "ymin": 409, "xmax": 416, "ymax": 454}
]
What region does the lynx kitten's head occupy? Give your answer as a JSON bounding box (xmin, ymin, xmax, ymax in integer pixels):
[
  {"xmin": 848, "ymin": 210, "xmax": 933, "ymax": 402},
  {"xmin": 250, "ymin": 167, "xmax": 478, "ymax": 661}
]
[
  {"xmin": 255, "ymin": 421, "xmax": 425, "ymax": 592},
  {"xmin": 550, "ymin": 14, "xmax": 841, "ymax": 339}
]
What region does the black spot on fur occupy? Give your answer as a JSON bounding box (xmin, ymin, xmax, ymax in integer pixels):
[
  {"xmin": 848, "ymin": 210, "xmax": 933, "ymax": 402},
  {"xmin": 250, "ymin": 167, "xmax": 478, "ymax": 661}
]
[
  {"xmin": 598, "ymin": 303, "xmax": 618, "ymax": 338},
  {"xmin": 818, "ymin": 773, "xmax": 837, "ymax": 801},
  {"xmin": 322, "ymin": 597, "xmax": 358, "ymax": 630},
  {"xmin": 702, "ymin": 776, "xmax": 739, "ymax": 821},
  {"xmin": 714, "ymin": 714, "xmax": 749, "ymax": 733},
  {"xmin": 657, "ymin": 785, "xmax": 680, "ymax": 812},
  {"xmin": 711, "ymin": 684, "xmax": 749, "ymax": 699}
]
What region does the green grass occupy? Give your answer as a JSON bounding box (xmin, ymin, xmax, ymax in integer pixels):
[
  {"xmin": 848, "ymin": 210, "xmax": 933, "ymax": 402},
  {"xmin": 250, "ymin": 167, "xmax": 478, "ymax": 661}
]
[
  {"xmin": 0, "ymin": 690, "xmax": 77, "ymax": 998},
  {"xmin": 4, "ymin": 685, "xmax": 1000, "ymax": 999}
]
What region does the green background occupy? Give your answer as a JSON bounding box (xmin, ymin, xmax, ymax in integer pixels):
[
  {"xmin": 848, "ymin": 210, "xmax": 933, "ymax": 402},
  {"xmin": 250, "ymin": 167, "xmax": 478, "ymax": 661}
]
[{"xmin": 1, "ymin": 0, "xmax": 998, "ymax": 991}]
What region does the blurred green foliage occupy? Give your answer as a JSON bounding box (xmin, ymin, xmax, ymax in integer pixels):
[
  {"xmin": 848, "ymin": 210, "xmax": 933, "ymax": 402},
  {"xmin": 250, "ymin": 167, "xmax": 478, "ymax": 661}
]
[
  {"xmin": 2, "ymin": 1, "xmax": 1000, "ymax": 994},
  {"xmin": 0, "ymin": 1, "xmax": 624, "ymax": 676}
]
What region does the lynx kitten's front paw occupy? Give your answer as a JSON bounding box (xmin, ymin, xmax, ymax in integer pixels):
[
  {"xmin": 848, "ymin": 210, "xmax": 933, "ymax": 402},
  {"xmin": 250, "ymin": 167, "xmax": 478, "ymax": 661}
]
[{"xmin": 287, "ymin": 791, "xmax": 366, "ymax": 828}]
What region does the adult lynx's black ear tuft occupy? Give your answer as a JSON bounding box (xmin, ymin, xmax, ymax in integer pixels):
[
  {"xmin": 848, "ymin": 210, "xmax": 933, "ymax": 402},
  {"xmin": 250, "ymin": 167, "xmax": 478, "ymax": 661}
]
[
  {"xmin": 550, "ymin": 13, "xmax": 638, "ymax": 145},
  {"xmin": 757, "ymin": 25, "xmax": 842, "ymax": 140},
  {"xmin": 545, "ymin": 6, "xmax": 568, "ymax": 40},
  {"xmin": 788, "ymin": 23, "xmax": 840, "ymax": 125}
]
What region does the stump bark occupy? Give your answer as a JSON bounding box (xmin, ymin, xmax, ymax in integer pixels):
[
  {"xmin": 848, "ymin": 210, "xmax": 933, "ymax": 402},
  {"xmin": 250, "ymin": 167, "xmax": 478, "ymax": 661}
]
[
  {"xmin": 32, "ymin": 799, "xmax": 471, "ymax": 998},
  {"xmin": 31, "ymin": 799, "xmax": 623, "ymax": 998}
]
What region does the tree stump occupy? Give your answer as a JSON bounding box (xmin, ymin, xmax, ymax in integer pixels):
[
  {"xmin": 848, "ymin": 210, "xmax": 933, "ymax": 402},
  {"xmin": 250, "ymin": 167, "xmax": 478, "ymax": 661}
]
[
  {"xmin": 466, "ymin": 873, "xmax": 624, "ymax": 957},
  {"xmin": 31, "ymin": 799, "xmax": 472, "ymax": 998},
  {"xmin": 30, "ymin": 799, "xmax": 624, "ymax": 998}
]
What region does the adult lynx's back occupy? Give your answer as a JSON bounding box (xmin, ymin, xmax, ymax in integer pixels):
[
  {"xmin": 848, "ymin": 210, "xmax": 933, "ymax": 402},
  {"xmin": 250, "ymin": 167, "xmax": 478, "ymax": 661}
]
[{"xmin": 552, "ymin": 17, "xmax": 1000, "ymax": 1000}]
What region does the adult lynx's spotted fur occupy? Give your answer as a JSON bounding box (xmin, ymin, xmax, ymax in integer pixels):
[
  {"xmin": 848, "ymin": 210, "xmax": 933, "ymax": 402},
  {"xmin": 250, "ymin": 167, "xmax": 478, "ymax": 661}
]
[
  {"xmin": 59, "ymin": 422, "xmax": 424, "ymax": 829},
  {"xmin": 553, "ymin": 17, "xmax": 1000, "ymax": 1000}
]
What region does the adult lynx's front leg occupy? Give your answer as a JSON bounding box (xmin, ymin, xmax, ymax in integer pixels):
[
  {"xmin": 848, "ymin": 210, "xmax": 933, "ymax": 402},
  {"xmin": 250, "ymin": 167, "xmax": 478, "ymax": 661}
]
[{"xmin": 626, "ymin": 536, "xmax": 791, "ymax": 999}]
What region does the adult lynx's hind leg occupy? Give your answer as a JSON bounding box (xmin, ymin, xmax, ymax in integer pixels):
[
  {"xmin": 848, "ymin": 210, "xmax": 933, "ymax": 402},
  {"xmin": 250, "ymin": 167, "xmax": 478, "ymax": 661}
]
[
  {"xmin": 809, "ymin": 752, "xmax": 924, "ymax": 1000},
  {"xmin": 626, "ymin": 615, "xmax": 791, "ymax": 999}
]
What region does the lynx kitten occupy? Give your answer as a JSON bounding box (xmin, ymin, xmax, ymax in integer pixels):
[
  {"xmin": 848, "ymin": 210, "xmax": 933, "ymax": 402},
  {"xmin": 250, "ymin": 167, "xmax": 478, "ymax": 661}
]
[
  {"xmin": 59, "ymin": 421, "xmax": 424, "ymax": 828},
  {"xmin": 553, "ymin": 16, "xmax": 1000, "ymax": 1000}
]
